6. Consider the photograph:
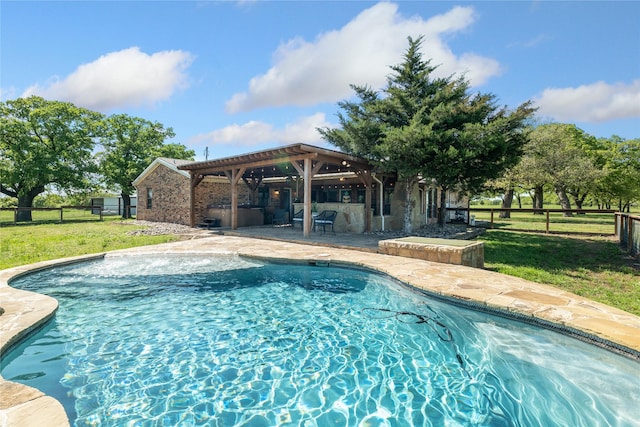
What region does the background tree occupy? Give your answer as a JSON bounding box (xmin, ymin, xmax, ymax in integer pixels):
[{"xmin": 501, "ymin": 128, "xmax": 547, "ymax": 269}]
[
  {"xmin": 483, "ymin": 167, "xmax": 527, "ymax": 218},
  {"xmin": 0, "ymin": 96, "xmax": 103, "ymax": 221},
  {"xmin": 98, "ymin": 114, "xmax": 193, "ymax": 218},
  {"xmin": 320, "ymin": 36, "xmax": 535, "ymax": 230},
  {"xmin": 593, "ymin": 136, "xmax": 640, "ymax": 211},
  {"xmin": 521, "ymin": 123, "xmax": 601, "ymax": 216}
]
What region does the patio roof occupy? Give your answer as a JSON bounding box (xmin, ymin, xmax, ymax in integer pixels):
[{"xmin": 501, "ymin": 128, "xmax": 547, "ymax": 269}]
[
  {"xmin": 178, "ymin": 143, "xmax": 373, "ymax": 179},
  {"xmin": 178, "ymin": 144, "xmax": 379, "ymax": 236}
]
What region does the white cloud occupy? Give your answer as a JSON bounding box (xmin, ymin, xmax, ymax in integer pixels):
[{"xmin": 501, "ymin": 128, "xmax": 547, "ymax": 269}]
[
  {"xmin": 22, "ymin": 47, "xmax": 194, "ymax": 112},
  {"xmin": 534, "ymin": 80, "xmax": 640, "ymax": 122},
  {"xmin": 225, "ymin": 2, "xmax": 501, "ymax": 113},
  {"xmin": 190, "ymin": 112, "xmax": 333, "ymax": 147}
]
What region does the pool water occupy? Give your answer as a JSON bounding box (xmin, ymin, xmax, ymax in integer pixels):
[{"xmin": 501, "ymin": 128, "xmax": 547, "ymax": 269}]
[{"xmin": 2, "ymin": 255, "xmax": 639, "ymax": 426}]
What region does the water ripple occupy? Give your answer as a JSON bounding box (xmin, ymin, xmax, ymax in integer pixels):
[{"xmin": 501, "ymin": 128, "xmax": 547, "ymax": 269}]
[{"xmin": 3, "ymin": 255, "xmax": 639, "ymax": 426}]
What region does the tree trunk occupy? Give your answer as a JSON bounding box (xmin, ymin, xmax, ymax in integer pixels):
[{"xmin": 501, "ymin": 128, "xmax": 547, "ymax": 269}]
[
  {"xmin": 121, "ymin": 192, "xmax": 132, "ymax": 219},
  {"xmin": 500, "ymin": 188, "xmax": 514, "ymax": 218},
  {"xmin": 16, "ymin": 185, "xmax": 46, "ymax": 222},
  {"xmin": 437, "ymin": 186, "xmax": 448, "ymax": 227},
  {"xmin": 572, "ymin": 193, "xmax": 587, "ymax": 212},
  {"xmin": 555, "ymin": 185, "xmax": 573, "ymax": 217},
  {"xmin": 402, "ymin": 179, "xmax": 414, "ymax": 234},
  {"xmin": 533, "ymin": 186, "xmax": 544, "ymax": 214}
]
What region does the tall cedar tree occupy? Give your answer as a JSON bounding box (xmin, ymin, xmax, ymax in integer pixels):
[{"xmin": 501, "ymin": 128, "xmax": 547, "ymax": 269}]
[
  {"xmin": 319, "ymin": 37, "xmax": 535, "ymax": 230},
  {"xmin": 0, "ymin": 96, "xmax": 103, "ymax": 221}
]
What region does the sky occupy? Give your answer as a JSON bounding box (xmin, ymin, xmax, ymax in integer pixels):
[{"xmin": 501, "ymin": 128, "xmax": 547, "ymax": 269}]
[{"xmin": 2, "ymin": 1, "xmax": 639, "ymax": 161}]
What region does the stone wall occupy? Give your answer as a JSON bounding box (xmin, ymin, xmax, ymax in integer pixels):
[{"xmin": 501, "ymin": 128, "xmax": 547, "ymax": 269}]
[
  {"xmin": 385, "ymin": 181, "xmax": 469, "ymax": 232},
  {"xmin": 293, "ymin": 202, "xmax": 366, "ymax": 233},
  {"xmin": 379, "ymin": 237, "xmax": 484, "ymax": 268},
  {"xmin": 193, "ymin": 180, "xmax": 252, "ymax": 225},
  {"xmin": 135, "ymin": 166, "xmax": 191, "ymax": 225},
  {"xmin": 136, "ymin": 162, "xmax": 257, "ymax": 226}
]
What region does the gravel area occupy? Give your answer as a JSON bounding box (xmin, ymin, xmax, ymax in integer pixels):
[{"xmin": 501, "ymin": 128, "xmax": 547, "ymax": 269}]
[
  {"xmin": 125, "ymin": 221, "xmax": 210, "ymax": 236},
  {"xmin": 365, "ymin": 223, "xmax": 484, "ymax": 240},
  {"xmin": 125, "ymin": 220, "xmax": 483, "ymax": 240}
]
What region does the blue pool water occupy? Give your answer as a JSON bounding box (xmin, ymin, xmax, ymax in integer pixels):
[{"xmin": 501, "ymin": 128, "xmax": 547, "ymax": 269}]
[{"xmin": 2, "ymin": 255, "xmax": 639, "ymax": 426}]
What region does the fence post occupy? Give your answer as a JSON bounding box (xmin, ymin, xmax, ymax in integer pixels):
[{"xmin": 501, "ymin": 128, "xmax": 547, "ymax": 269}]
[
  {"xmin": 546, "ymin": 210, "xmax": 550, "ymax": 233},
  {"xmin": 59, "ymin": 207, "xmax": 63, "ymax": 223},
  {"xmin": 490, "ymin": 209, "xmax": 494, "ymax": 229},
  {"xmin": 13, "ymin": 208, "xmax": 17, "ymax": 225},
  {"xmin": 628, "ymin": 217, "xmax": 633, "ymax": 253}
]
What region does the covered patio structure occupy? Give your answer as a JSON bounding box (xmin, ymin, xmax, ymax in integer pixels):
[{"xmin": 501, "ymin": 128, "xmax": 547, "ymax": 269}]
[{"xmin": 179, "ymin": 144, "xmax": 379, "ymax": 237}]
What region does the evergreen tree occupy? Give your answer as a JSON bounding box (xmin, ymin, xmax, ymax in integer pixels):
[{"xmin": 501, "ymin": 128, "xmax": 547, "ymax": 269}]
[{"xmin": 320, "ymin": 37, "xmax": 535, "ymax": 230}]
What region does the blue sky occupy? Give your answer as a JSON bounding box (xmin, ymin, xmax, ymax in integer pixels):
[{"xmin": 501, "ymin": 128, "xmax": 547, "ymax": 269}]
[{"xmin": 2, "ymin": 1, "xmax": 639, "ymax": 160}]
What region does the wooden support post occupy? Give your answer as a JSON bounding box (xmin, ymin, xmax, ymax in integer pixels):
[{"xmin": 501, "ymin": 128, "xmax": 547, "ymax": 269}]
[
  {"xmin": 358, "ymin": 170, "xmax": 373, "ymax": 232},
  {"xmin": 303, "ymin": 158, "xmax": 312, "ymax": 237},
  {"xmin": 226, "ymin": 167, "xmax": 246, "ymax": 230},
  {"xmin": 490, "ymin": 209, "xmax": 494, "ymax": 229}
]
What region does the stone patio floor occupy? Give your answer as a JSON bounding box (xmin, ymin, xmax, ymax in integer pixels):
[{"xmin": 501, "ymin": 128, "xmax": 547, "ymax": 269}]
[{"xmin": 1, "ymin": 233, "xmax": 639, "ymax": 426}]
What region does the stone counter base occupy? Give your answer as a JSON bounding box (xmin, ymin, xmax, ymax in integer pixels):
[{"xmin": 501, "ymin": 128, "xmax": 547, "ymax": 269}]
[{"xmin": 379, "ymin": 237, "xmax": 484, "ymax": 268}]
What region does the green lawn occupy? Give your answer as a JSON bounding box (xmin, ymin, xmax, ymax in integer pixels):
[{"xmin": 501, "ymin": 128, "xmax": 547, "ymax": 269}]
[
  {"xmin": 1, "ymin": 218, "xmax": 638, "ymax": 316},
  {"xmin": 478, "ymin": 230, "xmax": 639, "ymax": 316},
  {"xmin": 469, "ymin": 209, "xmax": 617, "ymax": 234},
  {"xmin": 0, "ymin": 207, "xmax": 105, "ymax": 226},
  {"xmin": 0, "ymin": 218, "xmax": 181, "ymax": 269}
]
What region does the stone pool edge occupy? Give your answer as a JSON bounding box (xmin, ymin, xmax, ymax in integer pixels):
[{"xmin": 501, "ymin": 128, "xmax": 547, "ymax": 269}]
[
  {"xmin": 0, "ymin": 253, "xmax": 106, "ymax": 427},
  {"xmin": 1, "ymin": 235, "xmax": 639, "ymax": 426}
]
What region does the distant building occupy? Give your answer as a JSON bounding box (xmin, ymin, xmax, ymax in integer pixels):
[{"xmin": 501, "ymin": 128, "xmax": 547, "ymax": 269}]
[{"xmin": 91, "ymin": 196, "xmax": 137, "ymax": 216}]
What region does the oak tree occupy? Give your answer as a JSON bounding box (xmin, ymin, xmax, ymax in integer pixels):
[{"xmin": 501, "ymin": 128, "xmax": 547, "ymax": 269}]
[
  {"xmin": 98, "ymin": 114, "xmax": 193, "ymax": 218},
  {"xmin": 0, "ymin": 96, "xmax": 102, "ymax": 221}
]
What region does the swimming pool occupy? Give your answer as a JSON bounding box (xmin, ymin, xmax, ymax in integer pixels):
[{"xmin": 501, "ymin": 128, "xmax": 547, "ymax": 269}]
[{"xmin": 2, "ymin": 254, "xmax": 639, "ymax": 426}]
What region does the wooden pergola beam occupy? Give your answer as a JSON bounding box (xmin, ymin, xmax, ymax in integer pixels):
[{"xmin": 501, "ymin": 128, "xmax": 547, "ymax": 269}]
[{"xmin": 181, "ymin": 144, "xmax": 379, "ymax": 233}]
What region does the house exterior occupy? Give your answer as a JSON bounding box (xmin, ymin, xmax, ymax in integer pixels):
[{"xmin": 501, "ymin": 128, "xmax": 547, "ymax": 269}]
[
  {"xmin": 133, "ymin": 145, "xmax": 468, "ymax": 233},
  {"xmin": 133, "ymin": 157, "xmax": 254, "ymax": 226}
]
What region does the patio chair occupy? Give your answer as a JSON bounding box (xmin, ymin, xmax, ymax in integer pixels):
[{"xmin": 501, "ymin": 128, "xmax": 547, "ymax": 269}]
[
  {"xmin": 313, "ymin": 210, "xmax": 337, "ymax": 233},
  {"xmin": 291, "ymin": 209, "xmax": 304, "ymax": 229},
  {"xmin": 272, "ymin": 208, "xmax": 288, "ymax": 226}
]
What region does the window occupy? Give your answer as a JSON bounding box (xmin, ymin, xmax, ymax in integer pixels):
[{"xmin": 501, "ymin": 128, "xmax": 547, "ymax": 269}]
[{"xmin": 146, "ymin": 188, "xmax": 153, "ymax": 209}]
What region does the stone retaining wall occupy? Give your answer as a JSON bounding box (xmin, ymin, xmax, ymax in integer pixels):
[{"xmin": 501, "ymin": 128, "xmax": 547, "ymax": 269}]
[{"xmin": 378, "ymin": 237, "xmax": 484, "ymax": 268}]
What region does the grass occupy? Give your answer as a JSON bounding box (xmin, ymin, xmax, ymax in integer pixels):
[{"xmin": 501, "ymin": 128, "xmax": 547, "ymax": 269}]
[
  {"xmin": 0, "ymin": 207, "xmax": 104, "ymax": 226},
  {"xmin": 0, "ymin": 218, "xmax": 182, "ymax": 270},
  {"xmin": 478, "ymin": 230, "xmax": 639, "ymax": 316},
  {"xmin": 469, "ymin": 210, "xmax": 616, "ymax": 234},
  {"xmin": 1, "ymin": 217, "xmax": 638, "ymax": 316}
]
